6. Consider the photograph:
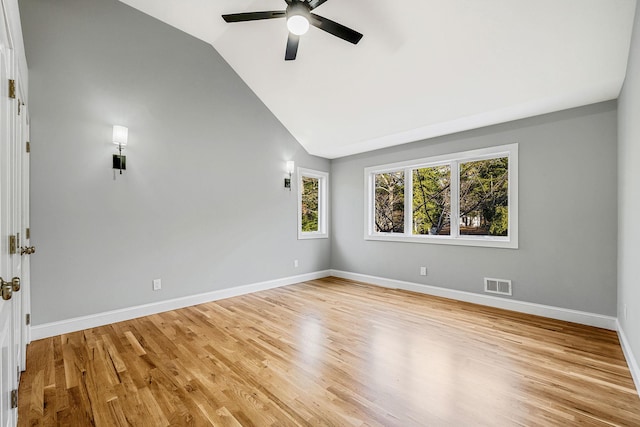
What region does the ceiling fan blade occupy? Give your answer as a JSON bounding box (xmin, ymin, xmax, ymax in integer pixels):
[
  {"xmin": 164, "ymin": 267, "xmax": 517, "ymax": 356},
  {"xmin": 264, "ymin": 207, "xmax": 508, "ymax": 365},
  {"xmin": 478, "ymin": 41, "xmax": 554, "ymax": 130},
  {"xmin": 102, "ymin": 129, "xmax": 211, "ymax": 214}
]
[
  {"xmin": 309, "ymin": 14, "xmax": 363, "ymax": 44},
  {"xmin": 222, "ymin": 11, "xmax": 286, "ymax": 23},
  {"xmin": 308, "ymin": 0, "xmax": 329, "ymax": 10},
  {"xmin": 285, "ymin": 33, "xmax": 300, "ymax": 61}
]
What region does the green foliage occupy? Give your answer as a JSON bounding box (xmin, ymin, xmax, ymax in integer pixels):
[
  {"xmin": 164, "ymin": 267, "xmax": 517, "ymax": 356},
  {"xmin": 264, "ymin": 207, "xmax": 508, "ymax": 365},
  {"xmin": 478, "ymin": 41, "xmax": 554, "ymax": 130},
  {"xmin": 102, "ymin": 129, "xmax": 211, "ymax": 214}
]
[
  {"xmin": 412, "ymin": 166, "xmax": 451, "ymax": 235},
  {"xmin": 372, "ymin": 157, "xmax": 509, "ymax": 237},
  {"xmin": 301, "ymin": 177, "xmax": 319, "ymax": 232},
  {"xmin": 459, "ymin": 157, "xmax": 509, "ymax": 236},
  {"xmin": 374, "ymin": 172, "xmax": 405, "ymax": 232},
  {"xmin": 489, "ymin": 206, "xmax": 509, "ymax": 236}
]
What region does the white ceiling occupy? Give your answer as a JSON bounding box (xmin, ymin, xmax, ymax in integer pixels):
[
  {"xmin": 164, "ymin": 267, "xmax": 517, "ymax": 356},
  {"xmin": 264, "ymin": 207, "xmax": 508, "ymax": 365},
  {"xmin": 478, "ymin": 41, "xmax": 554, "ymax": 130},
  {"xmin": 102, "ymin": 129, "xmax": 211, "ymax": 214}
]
[{"xmin": 119, "ymin": 0, "xmax": 637, "ymax": 158}]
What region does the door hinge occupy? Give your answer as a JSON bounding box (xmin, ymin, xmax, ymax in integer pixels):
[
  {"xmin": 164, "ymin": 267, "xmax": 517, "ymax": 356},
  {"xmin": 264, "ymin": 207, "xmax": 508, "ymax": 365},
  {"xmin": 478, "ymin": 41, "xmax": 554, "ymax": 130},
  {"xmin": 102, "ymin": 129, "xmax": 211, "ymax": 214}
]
[
  {"xmin": 9, "ymin": 235, "xmax": 16, "ymax": 255},
  {"xmin": 26, "ymin": 141, "xmax": 30, "ymax": 153},
  {"xmin": 26, "ymin": 228, "xmax": 30, "ymax": 239},
  {"xmin": 8, "ymin": 79, "xmax": 16, "ymax": 99},
  {"xmin": 26, "ymin": 313, "xmax": 30, "ymax": 326},
  {"xmin": 10, "ymin": 389, "xmax": 17, "ymax": 409}
]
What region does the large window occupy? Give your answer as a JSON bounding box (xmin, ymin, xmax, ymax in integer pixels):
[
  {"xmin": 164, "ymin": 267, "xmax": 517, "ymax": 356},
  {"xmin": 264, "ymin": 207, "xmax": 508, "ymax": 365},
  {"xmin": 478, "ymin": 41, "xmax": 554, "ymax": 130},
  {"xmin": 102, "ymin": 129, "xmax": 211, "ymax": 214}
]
[
  {"xmin": 365, "ymin": 144, "xmax": 518, "ymax": 248},
  {"xmin": 298, "ymin": 168, "xmax": 328, "ymax": 239}
]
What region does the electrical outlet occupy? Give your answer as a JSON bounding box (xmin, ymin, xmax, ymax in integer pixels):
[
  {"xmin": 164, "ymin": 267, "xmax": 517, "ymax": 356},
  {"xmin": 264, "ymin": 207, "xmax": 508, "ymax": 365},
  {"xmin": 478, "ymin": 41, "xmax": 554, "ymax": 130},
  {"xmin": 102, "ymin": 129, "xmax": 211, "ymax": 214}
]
[
  {"xmin": 420, "ymin": 266, "xmax": 427, "ymax": 276},
  {"xmin": 294, "ymin": 259, "xmax": 299, "ymax": 268},
  {"xmin": 153, "ymin": 279, "xmax": 161, "ymax": 291}
]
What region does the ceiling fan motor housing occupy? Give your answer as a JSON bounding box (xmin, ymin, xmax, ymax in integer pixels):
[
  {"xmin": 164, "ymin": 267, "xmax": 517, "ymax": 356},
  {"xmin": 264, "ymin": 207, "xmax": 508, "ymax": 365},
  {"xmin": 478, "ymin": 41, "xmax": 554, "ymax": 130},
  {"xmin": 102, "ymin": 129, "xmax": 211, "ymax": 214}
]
[
  {"xmin": 286, "ymin": 1, "xmax": 311, "ymax": 20},
  {"xmin": 222, "ymin": 0, "xmax": 362, "ymax": 60}
]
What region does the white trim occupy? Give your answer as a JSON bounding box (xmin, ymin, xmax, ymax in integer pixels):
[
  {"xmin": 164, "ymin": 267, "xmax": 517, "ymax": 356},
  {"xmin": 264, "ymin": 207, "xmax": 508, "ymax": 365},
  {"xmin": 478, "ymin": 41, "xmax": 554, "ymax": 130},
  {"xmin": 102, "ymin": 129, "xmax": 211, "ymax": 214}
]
[
  {"xmin": 30, "ymin": 268, "xmax": 637, "ymax": 397},
  {"xmin": 297, "ymin": 167, "xmax": 329, "ymax": 240},
  {"xmin": 30, "ymin": 270, "xmax": 331, "ymax": 340},
  {"xmin": 364, "ymin": 143, "xmax": 518, "ymax": 249},
  {"xmin": 30, "ymin": 268, "xmax": 624, "ymax": 364},
  {"xmin": 363, "ymin": 233, "xmax": 515, "ymax": 248},
  {"xmin": 30, "ymin": 268, "xmax": 635, "ymax": 395},
  {"xmin": 329, "ymin": 270, "xmax": 617, "ymax": 330},
  {"xmin": 617, "ymin": 320, "xmax": 640, "ymax": 397}
]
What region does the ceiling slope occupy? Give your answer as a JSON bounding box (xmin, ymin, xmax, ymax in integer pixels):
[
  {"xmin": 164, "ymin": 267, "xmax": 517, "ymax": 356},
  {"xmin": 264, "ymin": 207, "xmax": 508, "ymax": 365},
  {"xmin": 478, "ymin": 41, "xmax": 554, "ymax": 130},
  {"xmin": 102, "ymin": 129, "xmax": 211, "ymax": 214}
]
[{"xmin": 119, "ymin": 0, "xmax": 637, "ymax": 158}]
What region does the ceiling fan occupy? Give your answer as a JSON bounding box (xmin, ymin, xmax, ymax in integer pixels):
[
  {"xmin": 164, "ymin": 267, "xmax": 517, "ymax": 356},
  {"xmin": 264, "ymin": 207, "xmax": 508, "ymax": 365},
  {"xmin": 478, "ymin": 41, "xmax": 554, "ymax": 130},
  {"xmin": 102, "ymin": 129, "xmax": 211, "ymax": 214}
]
[{"xmin": 222, "ymin": 0, "xmax": 363, "ymax": 61}]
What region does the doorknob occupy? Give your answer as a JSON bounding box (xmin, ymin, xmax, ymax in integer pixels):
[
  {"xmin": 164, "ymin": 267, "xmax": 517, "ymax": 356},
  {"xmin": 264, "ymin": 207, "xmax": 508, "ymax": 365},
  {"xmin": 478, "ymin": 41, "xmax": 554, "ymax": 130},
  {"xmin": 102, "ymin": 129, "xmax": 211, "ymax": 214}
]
[
  {"xmin": 0, "ymin": 277, "xmax": 19, "ymax": 293},
  {"xmin": 0, "ymin": 278, "xmax": 13, "ymax": 300}
]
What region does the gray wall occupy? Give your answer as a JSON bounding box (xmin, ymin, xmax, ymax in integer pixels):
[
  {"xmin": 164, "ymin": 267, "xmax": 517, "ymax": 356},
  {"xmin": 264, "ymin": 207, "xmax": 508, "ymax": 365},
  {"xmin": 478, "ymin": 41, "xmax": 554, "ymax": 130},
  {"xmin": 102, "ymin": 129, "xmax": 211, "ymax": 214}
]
[
  {"xmin": 332, "ymin": 102, "xmax": 618, "ymax": 316},
  {"xmin": 618, "ymin": 4, "xmax": 640, "ymax": 371},
  {"xmin": 19, "ymin": 0, "xmax": 624, "ymax": 329},
  {"xmin": 20, "ymin": 0, "xmax": 330, "ymax": 325}
]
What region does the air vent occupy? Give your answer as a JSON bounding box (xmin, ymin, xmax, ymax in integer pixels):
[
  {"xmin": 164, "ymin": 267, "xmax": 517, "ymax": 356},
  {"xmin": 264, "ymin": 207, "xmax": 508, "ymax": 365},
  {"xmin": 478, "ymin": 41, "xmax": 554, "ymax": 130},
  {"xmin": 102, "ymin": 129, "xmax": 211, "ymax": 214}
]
[{"xmin": 484, "ymin": 277, "xmax": 512, "ymax": 296}]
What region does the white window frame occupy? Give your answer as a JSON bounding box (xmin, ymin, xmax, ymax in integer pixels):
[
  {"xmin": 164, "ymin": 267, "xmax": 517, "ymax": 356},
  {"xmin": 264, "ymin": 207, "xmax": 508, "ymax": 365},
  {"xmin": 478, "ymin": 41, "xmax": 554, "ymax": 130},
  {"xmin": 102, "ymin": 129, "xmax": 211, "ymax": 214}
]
[
  {"xmin": 364, "ymin": 143, "xmax": 518, "ymax": 249},
  {"xmin": 298, "ymin": 167, "xmax": 329, "ymax": 240}
]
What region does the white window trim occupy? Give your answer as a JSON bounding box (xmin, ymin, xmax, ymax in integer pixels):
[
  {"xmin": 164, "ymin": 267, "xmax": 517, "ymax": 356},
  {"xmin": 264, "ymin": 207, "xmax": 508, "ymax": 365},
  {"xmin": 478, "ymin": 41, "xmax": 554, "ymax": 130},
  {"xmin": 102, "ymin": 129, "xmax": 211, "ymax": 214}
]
[
  {"xmin": 298, "ymin": 167, "xmax": 329, "ymax": 240},
  {"xmin": 364, "ymin": 143, "xmax": 518, "ymax": 249}
]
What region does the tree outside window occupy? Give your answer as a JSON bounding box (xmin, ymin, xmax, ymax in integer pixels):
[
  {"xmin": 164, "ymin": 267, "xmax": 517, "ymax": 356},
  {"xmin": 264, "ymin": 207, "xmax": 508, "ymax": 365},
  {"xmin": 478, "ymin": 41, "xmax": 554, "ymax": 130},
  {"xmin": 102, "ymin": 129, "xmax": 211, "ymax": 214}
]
[
  {"xmin": 301, "ymin": 176, "xmax": 319, "ymax": 232},
  {"xmin": 365, "ymin": 143, "xmax": 517, "ymax": 248},
  {"xmin": 374, "ymin": 171, "xmax": 404, "ymax": 233},
  {"xmin": 412, "ymin": 165, "xmax": 451, "ymax": 236},
  {"xmin": 298, "ymin": 168, "xmax": 329, "ymax": 239},
  {"xmin": 459, "ymin": 158, "xmax": 508, "ymax": 236}
]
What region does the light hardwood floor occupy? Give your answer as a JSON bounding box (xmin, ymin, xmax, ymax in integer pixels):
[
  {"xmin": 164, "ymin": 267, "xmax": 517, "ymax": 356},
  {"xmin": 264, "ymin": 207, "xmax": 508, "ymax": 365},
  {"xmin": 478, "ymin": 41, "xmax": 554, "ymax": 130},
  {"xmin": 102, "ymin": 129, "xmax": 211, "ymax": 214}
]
[{"xmin": 18, "ymin": 277, "xmax": 640, "ymax": 426}]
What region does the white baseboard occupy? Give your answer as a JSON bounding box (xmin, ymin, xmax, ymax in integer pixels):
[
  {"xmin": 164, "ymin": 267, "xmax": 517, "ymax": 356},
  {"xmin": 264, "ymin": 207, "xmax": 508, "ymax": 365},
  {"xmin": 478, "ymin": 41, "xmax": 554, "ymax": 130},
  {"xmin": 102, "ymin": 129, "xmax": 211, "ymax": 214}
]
[
  {"xmin": 30, "ymin": 270, "xmax": 331, "ymax": 340},
  {"xmin": 31, "ymin": 268, "xmax": 635, "ymax": 395},
  {"xmin": 329, "ymin": 270, "xmax": 618, "ymax": 330},
  {"xmin": 31, "ymin": 268, "xmax": 618, "ymax": 337},
  {"xmin": 617, "ymin": 321, "xmax": 640, "ymax": 397}
]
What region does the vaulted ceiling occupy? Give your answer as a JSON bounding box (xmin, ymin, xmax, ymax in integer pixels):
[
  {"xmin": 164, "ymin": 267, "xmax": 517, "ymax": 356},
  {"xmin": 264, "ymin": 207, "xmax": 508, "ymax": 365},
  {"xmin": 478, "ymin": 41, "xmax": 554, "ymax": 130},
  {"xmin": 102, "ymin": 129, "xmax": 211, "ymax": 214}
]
[{"xmin": 119, "ymin": 0, "xmax": 636, "ymax": 158}]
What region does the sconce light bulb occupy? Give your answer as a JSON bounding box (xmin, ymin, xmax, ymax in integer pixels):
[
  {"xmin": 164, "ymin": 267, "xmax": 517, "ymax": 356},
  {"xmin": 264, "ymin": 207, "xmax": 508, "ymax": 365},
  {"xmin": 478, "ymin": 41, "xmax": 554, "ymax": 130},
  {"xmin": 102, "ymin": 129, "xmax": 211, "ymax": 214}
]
[{"xmin": 113, "ymin": 125, "xmax": 129, "ymax": 147}]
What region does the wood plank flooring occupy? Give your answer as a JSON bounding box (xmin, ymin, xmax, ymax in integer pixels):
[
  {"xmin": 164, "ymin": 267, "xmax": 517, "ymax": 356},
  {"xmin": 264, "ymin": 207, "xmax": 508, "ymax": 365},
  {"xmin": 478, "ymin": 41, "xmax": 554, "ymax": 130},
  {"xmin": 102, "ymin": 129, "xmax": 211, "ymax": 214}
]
[{"xmin": 18, "ymin": 277, "xmax": 640, "ymax": 426}]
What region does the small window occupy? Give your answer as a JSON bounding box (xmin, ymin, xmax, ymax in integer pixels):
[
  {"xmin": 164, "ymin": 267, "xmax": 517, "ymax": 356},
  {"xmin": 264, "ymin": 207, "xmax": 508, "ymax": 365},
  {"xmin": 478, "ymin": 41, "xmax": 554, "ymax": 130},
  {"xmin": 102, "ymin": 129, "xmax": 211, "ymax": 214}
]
[
  {"xmin": 365, "ymin": 144, "xmax": 518, "ymax": 248},
  {"xmin": 298, "ymin": 168, "xmax": 328, "ymax": 239}
]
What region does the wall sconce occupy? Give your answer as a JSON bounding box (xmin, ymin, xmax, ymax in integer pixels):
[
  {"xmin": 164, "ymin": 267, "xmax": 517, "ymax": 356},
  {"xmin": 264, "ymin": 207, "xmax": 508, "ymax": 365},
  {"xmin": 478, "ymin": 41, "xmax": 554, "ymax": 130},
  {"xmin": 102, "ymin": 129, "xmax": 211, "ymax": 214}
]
[
  {"xmin": 284, "ymin": 160, "xmax": 295, "ymax": 190},
  {"xmin": 112, "ymin": 125, "xmax": 128, "ymax": 174}
]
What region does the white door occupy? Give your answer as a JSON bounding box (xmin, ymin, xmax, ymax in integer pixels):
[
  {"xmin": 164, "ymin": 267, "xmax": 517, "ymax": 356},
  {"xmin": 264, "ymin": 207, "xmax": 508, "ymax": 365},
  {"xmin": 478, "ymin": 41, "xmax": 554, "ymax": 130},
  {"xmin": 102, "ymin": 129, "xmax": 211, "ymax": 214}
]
[
  {"xmin": 0, "ymin": 3, "xmax": 19, "ymax": 425},
  {"xmin": 13, "ymin": 90, "xmax": 29, "ymax": 371},
  {"xmin": 8, "ymin": 86, "xmax": 20, "ymax": 424},
  {"xmin": 11, "ymin": 81, "xmax": 24, "ymax": 378},
  {"xmin": 18, "ymin": 104, "xmax": 29, "ymax": 369}
]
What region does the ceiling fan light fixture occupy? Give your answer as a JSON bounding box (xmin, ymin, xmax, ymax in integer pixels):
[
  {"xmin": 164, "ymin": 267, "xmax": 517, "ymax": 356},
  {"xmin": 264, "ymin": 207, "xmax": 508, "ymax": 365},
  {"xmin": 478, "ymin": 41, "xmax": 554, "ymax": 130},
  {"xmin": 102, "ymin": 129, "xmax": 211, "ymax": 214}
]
[
  {"xmin": 222, "ymin": 0, "xmax": 363, "ymax": 61},
  {"xmin": 287, "ymin": 15, "xmax": 309, "ymax": 35}
]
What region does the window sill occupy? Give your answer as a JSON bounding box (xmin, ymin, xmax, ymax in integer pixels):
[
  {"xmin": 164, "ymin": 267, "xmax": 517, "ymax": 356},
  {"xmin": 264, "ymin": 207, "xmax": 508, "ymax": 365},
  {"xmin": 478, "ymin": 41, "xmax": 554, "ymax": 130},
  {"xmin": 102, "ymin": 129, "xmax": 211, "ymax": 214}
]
[
  {"xmin": 365, "ymin": 233, "xmax": 517, "ymax": 249},
  {"xmin": 298, "ymin": 233, "xmax": 329, "ymax": 240}
]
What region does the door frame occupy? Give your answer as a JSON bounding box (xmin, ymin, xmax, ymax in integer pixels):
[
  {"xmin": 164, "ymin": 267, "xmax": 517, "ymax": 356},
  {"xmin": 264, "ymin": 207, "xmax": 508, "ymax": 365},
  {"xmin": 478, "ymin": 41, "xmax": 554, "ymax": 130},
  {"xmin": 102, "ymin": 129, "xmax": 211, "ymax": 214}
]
[{"xmin": 0, "ymin": 0, "xmax": 17, "ymax": 423}]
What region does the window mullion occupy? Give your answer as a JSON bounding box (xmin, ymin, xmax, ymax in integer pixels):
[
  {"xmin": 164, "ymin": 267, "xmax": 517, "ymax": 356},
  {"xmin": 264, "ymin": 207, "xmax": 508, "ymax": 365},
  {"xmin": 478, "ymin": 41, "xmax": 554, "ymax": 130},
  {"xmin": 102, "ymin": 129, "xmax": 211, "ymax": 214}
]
[
  {"xmin": 368, "ymin": 172, "xmax": 374, "ymax": 235},
  {"xmin": 450, "ymin": 161, "xmax": 460, "ymax": 238},
  {"xmin": 405, "ymin": 167, "xmax": 412, "ymax": 236},
  {"xmin": 319, "ymin": 176, "xmax": 325, "ymax": 234}
]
